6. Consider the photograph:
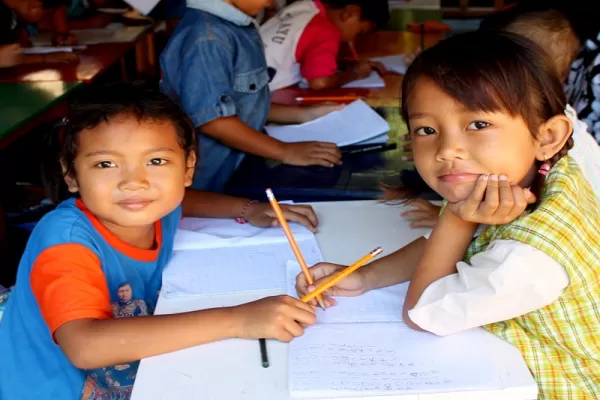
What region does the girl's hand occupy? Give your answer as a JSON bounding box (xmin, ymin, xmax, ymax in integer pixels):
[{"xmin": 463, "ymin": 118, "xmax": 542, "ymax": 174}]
[
  {"xmin": 369, "ymin": 61, "xmax": 387, "ymax": 75},
  {"xmin": 244, "ymin": 202, "xmax": 319, "ymax": 233},
  {"xmin": 0, "ymin": 44, "xmax": 22, "ymax": 68},
  {"xmin": 295, "ymin": 263, "xmax": 367, "ymax": 308},
  {"xmin": 448, "ymin": 174, "xmax": 536, "ymax": 225},
  {"xmin": 401, "ymin": 198, "xmax": 441, "ymax": 228},
  {"xmin": 301, "ymin": 103, "xmax": 345, "ymax": 122},
  {"xmin": 231, "ymin": 296, "xmax": 316, "ymax": 343}
]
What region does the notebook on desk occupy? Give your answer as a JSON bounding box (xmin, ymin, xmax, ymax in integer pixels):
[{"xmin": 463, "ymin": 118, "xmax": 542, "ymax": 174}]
[{"xmin": 285, "ymin": 262, "xmax": 504, "ymax": 399}]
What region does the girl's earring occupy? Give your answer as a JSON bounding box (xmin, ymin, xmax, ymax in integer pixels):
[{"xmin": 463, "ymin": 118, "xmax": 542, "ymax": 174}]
[{"xmin": 538, "ymin": 153, "xmax": 551, "ymax": 176}]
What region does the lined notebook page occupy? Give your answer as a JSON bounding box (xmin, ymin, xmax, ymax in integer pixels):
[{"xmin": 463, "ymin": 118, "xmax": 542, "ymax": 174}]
[
  {"xmin": 266, "ymin": 100, "xmax": 390, "ymax": 147},
  {"xmin": 162, "ymin": 238, "xmax": 323, "ymax": 297},
  {"xmin": 289, "ymin": 323, "xmax": 502, "ymax": 399},
  {"xmin": 286, "ymin": 262, "xmax": 406, "ymax": 324}
]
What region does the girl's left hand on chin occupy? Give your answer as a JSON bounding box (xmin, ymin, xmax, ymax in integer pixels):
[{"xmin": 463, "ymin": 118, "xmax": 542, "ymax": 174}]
[
  {"xmin": 448, "ymin": 174, "xmax": 536, "ymax": 225},
  {"xmin": 243, "ymin": 202, "xmax": 319, "ymax": 233}
]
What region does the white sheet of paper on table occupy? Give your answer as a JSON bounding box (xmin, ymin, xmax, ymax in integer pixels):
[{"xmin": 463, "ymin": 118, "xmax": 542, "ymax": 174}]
[
  {"xmin": 162, "ymin": 237, "xmax": 324, "ymax": 297},
  {"xmin": 122, "ymin": 0, "xmax": 160, "ymax": 14},
  {"xmin": 289, "ymin": 323, "xmax": 502, "ymax": 399},
  {"xmin": 265, "ymin": 100, "xmax": 390, "ymax": 147},
  {"xmin": 342, "ymin": 71, "xmax": 385, "ymax": 88},
  {"xmin": 22, "ymin": 46, "xmax": 87, "ymax": 54},
  {"xmin": 354, "ymin": 133, "xmax": 389, "ymax": 145},
  {"xmin": 370, "ymin": 54, "xmax": 409, "ymax": 75},
  {"xmin": 286, "ymin": 261, "xmax": 407, "ymax": 324}
]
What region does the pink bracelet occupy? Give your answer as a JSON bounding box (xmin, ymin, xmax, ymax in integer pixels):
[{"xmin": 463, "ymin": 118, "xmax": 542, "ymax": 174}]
[{"xmin": 235, "ymin": 200, "xmax": 258, "ymax": 224}]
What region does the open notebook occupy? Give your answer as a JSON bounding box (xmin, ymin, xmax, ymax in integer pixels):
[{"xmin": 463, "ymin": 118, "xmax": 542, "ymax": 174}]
[
  {"xmin": 286, "ymin": 262, "xmax": 503, "ymax": 399},
  {"xmin": 265, "ymin": 100, "xmax": 390, "ymax": 147}
]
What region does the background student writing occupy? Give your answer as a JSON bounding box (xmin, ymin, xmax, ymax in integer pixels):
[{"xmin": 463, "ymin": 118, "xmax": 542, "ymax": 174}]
[
  {"xmin": 160, "ymin": 0, "xmax": 343, "ymax": 192},
  {"xmin": 260, "ymin": 0, "xmax": 390, "ymax": 91}
]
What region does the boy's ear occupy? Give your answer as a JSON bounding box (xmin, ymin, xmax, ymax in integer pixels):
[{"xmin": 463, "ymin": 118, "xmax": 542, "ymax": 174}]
[
  {"xmin": 536, "ymin": 114, "xmax": 572, "ymax": 161},
  {"xmin": 184, "ymin": 152, "xmax": 197, "ymax": 188},
  {"xmin": 60, "ymin": 160, "xmax": 80, "ymax": 193}
]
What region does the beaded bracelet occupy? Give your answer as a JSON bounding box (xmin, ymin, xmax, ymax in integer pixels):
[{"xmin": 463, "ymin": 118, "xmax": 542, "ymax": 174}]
[{"xmin": 235, "ymin": 199, "xmax": 258, "ymax": 224}]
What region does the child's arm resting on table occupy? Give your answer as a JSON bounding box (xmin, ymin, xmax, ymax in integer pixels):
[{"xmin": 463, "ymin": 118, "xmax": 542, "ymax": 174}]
[
  {"xmin": 182, "ymin": 189, "xmax": 319, "ymax": 232},
  {"xmin": 180, "ymin": 40, "xmax": 340, "ymax": 167},
  {"xmin": 32, "ymin": 244, "xmax": 316, "ymax": 370},
  {"xmin": 403, "ymin": 177, "xmax": 568, "ymax": 335}
]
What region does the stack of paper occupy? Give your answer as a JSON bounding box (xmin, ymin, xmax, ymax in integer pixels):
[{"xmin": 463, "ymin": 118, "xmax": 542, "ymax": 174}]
[
  {"xmin": 370, "ymin": 54, "xmax": 409, "ymax": 75},
  {"xmin": 285, "ymin": 262, "xmax": 503, "ymax": 399},
  {"xmin": 265, "ymin": 100, "xmax": 390, "ymax": 147},
  {"xmin": 342, "ymin": 71, "xmax": 386, "ymax": 88}
]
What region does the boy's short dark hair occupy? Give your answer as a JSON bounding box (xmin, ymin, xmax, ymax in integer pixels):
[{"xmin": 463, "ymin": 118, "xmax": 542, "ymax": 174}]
[
  {"xmin": 480, "ymin": 9, "xmax": 580, "ymax": 81},
  {"xmin": 322, "ymin": 0, "xmax": 390, "ymax": 30}
]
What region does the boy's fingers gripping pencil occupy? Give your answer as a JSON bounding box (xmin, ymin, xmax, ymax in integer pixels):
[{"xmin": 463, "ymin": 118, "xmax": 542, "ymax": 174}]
[
  {"xmin": 265, "ymin": 189, "xmax": 326, "ymax": 310},
  {"xmin": 301, "ymin": 247, "xmax": 383, "ymax": 303}
]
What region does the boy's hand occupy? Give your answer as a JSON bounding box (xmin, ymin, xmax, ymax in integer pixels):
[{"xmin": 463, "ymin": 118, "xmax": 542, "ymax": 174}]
[
  {"xmin": 401, "ymin": 198, "xmax": 441, "ymax": 228},
  {"xmin": 301, "ymin": 103, "xmax": 345, "ymax": 123},
  {"xmin": 244, "ymin": 202, "xmax": 319, "ymax": 233},
  {"xmin": 43, "ymin": 52, "xmax": 79, "ymax": 64},
  {"xmin": 369, "ymin": 61, "xmax": 387, "ymax": 75},
  {"xmin": 281, "ymin": 141, "xmax": 342, "ymax": 168},
  {"xmin": 296, "ymin": 263, "xmax": 367, "ymax": 308},
  {"xmin": 231, "ymin": 296, "xmax": 316, "ymax": 343},
  {"xmin": 52, "ymin": 33, "xmax": 78, "ymax": 46},
  {"xmin": 0, "ymin": 44, "xmax": 22, "ymax": 67},
  {"xmin": 353, "ymin": 60, "xmax": 375, "ymax": 79},
  {"xmin": 448, "ymin": 174, "xmax": 536, "ymax": 225}
]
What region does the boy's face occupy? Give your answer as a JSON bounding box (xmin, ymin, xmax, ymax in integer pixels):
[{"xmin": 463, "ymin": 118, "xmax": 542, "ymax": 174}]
[
  {"xmin": 5, "ymin": 0, "xmax": 44, "ymax": 24},
  {"xmin": 229, "ymin": 0, "xmax": 274, "ymax": 16},
  {"xmin": 337, "ymin": 6, "xmax": 375, "ymax": 42}
]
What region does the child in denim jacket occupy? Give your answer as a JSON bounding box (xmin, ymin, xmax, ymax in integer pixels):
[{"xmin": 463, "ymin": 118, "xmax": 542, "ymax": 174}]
[{"xmin": 160, "ymin": 0, "xmax": 343, "ymax": 192}]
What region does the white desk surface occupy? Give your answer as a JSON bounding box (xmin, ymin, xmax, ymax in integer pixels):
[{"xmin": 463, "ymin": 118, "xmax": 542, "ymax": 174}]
[{"xmin": 131, "ymin": 200, "xmax": 537, "ymax": 400}]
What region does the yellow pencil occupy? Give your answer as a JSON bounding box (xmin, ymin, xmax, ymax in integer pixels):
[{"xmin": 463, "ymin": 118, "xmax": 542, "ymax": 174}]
[
  {"xmin": 265, "ymin": 188, "xmax": 326, "ymax": 309},
  {"xmin": 301, "ymin": 247, "xmax": 383, "ymax": 303}
]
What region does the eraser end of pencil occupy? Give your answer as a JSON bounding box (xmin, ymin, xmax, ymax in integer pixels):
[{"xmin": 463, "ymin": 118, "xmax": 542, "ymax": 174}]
[{"xmin": 265, "ymin": 188, "xmax": 275, "ymax": 200}]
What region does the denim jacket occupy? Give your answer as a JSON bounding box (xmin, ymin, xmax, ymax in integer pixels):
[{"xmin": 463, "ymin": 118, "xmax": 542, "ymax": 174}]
[{"xmin": 160, "ymin": 0, "xmax": 271, "ymax": 192}]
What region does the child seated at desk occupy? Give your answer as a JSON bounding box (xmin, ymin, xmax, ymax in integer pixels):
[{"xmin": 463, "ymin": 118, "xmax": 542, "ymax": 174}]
[
  {"xmin": 402, "ymin": 7, "xmax": 600, "ymax": 228},
  {"xmin": 0, "ymin": 0, "xmax": 78, "ymax": 65},
  {"xmin": 260, "ymin": 0, "xmax": 390, "ymax": 91},
  {"xmin": 0, "ymin": 82, "xmax": 317, "ymax": 400},
  {"xmin": 160, "ymin": 0, "xmax": 343, "ymax": 192},
  {"xmin": 297, "ymin": 31, "xmax": 600, "ymax": 400}
]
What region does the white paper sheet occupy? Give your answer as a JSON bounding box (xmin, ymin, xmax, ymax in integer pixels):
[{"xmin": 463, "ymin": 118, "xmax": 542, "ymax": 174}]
[
  {"xmin": 22, "ymin": 46, "xmax": 87, "ymax": 54},
  {"xmin": 162, "ymin": 237, "xmax": 323, "ymax": 297},
  {"xmin": 174, "ymin": 220, "xmax": 314, "ymax": 251},
  {"xmin": 289, "ymin": 323, "xmax": 502, "ymax": 399},
  {"xmin": 342, "ymin": 71, "xmax": 385, "ymax": 88},
  {"xmin": 265, "ymin": 100, "xmax": 390, "ymax": 147},
  {"xmin": 354, "ymin": 133, "xmax": 389, "ymax": 145},
  {"xmin": 370, "ymin": 54, "xmax": 409, "ymax": 75},
  {"xmin": 30, "ymin": 24, "xmax": 147, "ymax": 46},
  {"xmin": 122, "ymin": 0, "xmax": 160, "ymax": 15},
  {"xmin": 286, "ymin": 262, "xmax": 406, "ymax": 324}
]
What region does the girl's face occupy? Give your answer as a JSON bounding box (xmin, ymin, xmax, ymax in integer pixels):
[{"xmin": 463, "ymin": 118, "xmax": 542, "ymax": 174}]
[
  {"xmin": 407, "ymin": 77, "xmax": 541, "ymax": 203},
  {"xmin": 64, "ymin": 116, "xmax": 195, "ymax": 236}
]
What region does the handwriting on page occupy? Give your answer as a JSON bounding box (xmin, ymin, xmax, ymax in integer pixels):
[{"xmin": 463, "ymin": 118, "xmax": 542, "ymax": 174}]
[
  {"xmin": 289, "ymin": 324, "xmax": 502, "ymax": 398},
  {"xmin": 162, "ymin": 238, "xmax": 323, "ymax": 296}
]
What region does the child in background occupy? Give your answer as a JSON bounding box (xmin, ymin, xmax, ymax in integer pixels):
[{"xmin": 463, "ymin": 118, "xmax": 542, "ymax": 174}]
[
  {"xmin": 0, "ymin": 82, "xmax": 316, "ymax": 400},
  {"xmin": 260, "ymin": 0, "xmax": 390, "ymax": 91},
  {"xmin": 402, "ymin": 8, "xmax": 600, "ymax": 228},
  {"xmin": 0, "ymin": 0, "xmax": 78, "ymax": 64},
  {"xmin": 298, "ymin": 31, "xmax": 600, "ymax": 399},
  {"xmin": 160, "ymin": 0, "xmax": 343, "ymax": 192}
]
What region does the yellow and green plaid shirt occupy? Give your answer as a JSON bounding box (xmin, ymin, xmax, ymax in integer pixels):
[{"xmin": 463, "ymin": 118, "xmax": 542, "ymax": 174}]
[{"xmin": 465, "ymin": 156, "xmax": 600, "ymax": 399}]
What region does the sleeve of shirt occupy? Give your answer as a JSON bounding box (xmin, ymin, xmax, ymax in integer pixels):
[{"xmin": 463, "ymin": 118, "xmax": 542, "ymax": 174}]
[
  {"xmin": 296, "ymin": 18, "xmax": 341, "ymax": 81},
  {"xmin": 408, "ymin": 240, "xmax": 570, "ymax": 336},
  {"xmin": 30, "ymin": 243, "xmax": 112, "ymax": 337},
  {"xmin": 179, "ymin": 39, "xmax": 237, "ymax": 127}
]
